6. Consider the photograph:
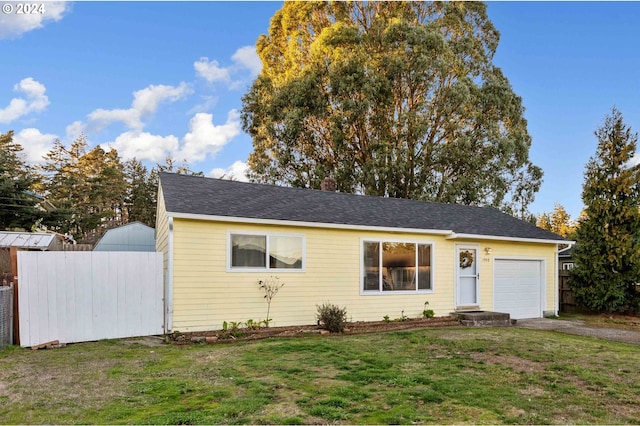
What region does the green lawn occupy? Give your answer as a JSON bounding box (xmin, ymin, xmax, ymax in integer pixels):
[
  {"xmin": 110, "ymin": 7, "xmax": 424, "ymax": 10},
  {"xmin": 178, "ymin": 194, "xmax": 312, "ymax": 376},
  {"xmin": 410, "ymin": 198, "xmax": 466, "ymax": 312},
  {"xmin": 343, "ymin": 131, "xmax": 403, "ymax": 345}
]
[{"xmin": 0, "ymin": 327, "xmax": 638, "ymax": 424}]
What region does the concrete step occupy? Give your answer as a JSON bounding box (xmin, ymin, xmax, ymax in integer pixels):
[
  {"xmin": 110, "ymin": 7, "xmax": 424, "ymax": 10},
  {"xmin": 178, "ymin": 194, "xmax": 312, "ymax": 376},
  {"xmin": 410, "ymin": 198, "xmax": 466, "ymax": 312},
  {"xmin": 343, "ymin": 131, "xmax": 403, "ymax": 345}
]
[{"xmin": 450, "ymin": 311, "xmax": 512, "ymax": 327}]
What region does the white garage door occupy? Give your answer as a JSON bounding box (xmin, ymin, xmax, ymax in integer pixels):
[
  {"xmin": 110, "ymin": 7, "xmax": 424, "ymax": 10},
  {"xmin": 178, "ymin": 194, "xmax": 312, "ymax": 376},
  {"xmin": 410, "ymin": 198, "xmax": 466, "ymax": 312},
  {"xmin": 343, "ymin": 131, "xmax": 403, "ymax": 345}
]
[{"xmin": 494, "ymin": 259, "xmax": 543, "ymax": 319}]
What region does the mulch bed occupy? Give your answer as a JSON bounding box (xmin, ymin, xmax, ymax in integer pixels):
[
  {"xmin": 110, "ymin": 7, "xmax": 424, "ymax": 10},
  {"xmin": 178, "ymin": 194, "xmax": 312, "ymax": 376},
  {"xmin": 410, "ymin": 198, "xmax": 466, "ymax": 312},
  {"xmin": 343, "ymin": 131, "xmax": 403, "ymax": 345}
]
[{"xmin": 170, "ymin": 316, "xmax": 461, "ymax": 345}]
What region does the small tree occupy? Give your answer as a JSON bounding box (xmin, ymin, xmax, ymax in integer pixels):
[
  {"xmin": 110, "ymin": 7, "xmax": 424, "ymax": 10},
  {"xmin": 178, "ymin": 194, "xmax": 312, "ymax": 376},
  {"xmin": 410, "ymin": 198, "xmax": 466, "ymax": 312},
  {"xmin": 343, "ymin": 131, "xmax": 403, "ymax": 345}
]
[
  {"xmin": 570, "ymin": 108, "xmax": 640, "ymax": 313},
  {"xmin": 258, "ymin": 276, "xmax": 284, "ymax": 327}
]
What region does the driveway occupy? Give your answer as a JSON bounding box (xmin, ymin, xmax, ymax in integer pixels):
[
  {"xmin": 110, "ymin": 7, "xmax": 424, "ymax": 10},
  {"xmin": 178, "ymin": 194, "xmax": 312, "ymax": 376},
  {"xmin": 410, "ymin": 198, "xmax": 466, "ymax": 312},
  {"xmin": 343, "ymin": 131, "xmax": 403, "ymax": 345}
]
[{"xmin": 517, "ymin": 318, "xmax": 640, "ymax": 345}]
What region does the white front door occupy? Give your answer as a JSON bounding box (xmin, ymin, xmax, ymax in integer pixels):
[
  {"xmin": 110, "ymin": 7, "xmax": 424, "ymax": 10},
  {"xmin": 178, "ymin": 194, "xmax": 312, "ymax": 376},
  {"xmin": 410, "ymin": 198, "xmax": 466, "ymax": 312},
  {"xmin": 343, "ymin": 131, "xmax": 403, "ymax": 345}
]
[{"xmin": 457, "ymin": 246, "xmax": 479, "ymax": 308}]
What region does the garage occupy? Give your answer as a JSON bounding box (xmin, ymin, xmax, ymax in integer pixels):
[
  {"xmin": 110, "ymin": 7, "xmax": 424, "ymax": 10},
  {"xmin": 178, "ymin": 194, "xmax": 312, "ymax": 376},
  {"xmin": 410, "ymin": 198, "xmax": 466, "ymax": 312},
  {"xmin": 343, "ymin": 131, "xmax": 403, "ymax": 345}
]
[{"xmin": 494, "ymin": 259, "xmax": 544, "ymax": 319}]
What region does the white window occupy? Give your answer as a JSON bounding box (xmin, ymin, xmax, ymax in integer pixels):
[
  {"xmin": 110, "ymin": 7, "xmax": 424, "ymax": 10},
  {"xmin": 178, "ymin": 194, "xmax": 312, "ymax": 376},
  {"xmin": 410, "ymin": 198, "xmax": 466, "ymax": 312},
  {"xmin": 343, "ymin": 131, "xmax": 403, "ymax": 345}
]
[
  {"xmin": 229, "ymin": 232, "xmax": 304, "ymax": 271},
  {"xmin": 363, "ymin": 240, "xmax": 433, "ymax": 293},
  {"xmin": 562, "ymin": 262, "xmax": 574, "ymax": 271}
]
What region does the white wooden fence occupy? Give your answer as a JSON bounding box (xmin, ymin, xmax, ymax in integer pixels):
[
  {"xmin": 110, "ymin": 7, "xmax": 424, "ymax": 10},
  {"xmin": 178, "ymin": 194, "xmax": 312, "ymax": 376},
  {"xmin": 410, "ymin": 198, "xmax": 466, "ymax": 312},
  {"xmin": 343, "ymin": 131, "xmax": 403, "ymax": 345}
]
[{"xmin": 18, "ymin": 251, "xmax": 163, "ymax": 348}]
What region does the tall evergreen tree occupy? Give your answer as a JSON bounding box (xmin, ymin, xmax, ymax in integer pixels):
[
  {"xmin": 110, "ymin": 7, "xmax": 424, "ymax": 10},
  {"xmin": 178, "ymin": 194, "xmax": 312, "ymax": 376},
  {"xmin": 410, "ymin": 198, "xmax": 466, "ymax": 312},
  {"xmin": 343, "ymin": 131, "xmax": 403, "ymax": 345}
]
[
  {"xmin": 40, "ymin": 135, "xmax": 127, "ymax": 240},
  {"xmin": 242, "ymin": 1, "xmax": 542, "ymax": 217},
  {"xmin": 124, "ymin": 158, "xmax": 157, "ymax": 226},
  {"xmin": 0, "ymin": 131, "xmax": 41, "ymax": 230},
  {"xmin": 570, "ymin": 108, "xmax": 640, "ymax": 313}
]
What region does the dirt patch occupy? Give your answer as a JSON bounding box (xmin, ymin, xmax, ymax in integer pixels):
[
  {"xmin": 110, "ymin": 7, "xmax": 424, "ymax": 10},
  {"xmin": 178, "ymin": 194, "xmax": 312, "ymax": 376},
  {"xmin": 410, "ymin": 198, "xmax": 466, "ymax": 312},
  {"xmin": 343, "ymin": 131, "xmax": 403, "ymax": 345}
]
[
  {"xmin": 120, "ymin": 336, "xmax": 166, "ymax": 347},
  {"xmin": 470, "ymin": 353, "xmax": 544, "ymax": 373},
  {"xmin": 519, "ymin": 385, "xmax": 546, "ymax": 396},
  {"xmin": 171, "ymin": 316, "xmax": 461, "ymax": 345},
  {"xmin": 588, "ymin": 313, "xmax": 640, "ymax": 329},
  {"xmin": 517, "ymin": 318, "xmax": 640, "ymax": 345}
]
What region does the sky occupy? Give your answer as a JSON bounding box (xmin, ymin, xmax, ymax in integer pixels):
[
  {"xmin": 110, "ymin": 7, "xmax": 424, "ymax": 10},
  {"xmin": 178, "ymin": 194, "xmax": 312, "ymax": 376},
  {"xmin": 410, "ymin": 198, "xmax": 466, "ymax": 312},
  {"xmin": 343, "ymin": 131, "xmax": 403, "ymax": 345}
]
[{"xmin": 2, "ymin": 1, "xmax": 640, "ymax": 220}]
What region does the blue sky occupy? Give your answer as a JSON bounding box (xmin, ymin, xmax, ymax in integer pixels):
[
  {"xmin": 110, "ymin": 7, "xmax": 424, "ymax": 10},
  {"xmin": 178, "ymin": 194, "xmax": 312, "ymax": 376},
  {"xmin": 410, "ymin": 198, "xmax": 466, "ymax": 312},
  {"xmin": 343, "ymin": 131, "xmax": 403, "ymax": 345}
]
[{"xmin": 2, "ymin": 1, "xmax": 640, "ymax": 220}]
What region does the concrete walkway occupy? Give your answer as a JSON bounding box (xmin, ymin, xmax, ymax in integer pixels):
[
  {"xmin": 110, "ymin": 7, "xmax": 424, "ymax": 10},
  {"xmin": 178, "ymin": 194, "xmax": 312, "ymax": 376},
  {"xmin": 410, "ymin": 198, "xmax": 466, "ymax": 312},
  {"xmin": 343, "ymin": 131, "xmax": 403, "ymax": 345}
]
[{"xmin": 516, "ymin": 318, "xmax": 640, "ymax": 345}]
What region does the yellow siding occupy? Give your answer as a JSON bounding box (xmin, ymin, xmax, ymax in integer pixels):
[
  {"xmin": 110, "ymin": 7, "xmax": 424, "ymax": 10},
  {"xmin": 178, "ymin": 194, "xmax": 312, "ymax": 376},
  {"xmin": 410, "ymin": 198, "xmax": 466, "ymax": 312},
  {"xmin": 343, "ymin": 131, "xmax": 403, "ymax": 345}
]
[{"xmin": 169, "ymin": 219, "xmax": 559, "ymax": 332}]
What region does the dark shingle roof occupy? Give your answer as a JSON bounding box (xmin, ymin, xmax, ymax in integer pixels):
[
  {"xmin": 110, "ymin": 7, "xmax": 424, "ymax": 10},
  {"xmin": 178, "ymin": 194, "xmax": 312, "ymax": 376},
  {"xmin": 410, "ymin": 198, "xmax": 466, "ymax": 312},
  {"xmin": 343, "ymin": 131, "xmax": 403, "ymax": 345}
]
[{"xmin": 159, "ymin": 173, "xmax": 565, "ymax": 242}]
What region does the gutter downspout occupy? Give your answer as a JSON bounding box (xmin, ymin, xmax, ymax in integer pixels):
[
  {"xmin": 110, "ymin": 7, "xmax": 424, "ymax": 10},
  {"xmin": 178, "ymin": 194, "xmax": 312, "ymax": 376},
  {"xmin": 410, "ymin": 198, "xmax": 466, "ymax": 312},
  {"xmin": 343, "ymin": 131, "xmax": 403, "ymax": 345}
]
[
  {"xmin": 165, "ymin": 217, "xmax": 174, "ymax": 332},
  {"xmin": 554, "ymin": 243, "xmax": 559, "ymax": 317}
]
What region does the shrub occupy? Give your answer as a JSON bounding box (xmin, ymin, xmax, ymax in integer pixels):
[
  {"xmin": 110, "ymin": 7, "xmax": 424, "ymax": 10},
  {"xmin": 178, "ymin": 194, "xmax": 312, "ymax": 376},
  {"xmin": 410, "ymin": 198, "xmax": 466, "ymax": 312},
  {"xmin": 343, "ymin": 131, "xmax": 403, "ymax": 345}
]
[
  {"xmin": 316, "ymin": 303, "xmax": 348, "ymax": 333},
  {"xmin": 422, "ymin": 301, "xmax": 434, "ymax": 318}
]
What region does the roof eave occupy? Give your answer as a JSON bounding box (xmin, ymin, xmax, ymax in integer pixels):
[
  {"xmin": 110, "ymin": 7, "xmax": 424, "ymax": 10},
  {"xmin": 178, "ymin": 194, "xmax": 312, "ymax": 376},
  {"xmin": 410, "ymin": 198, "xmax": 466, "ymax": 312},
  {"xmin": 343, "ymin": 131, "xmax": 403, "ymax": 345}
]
[
  {"xmin": 446, "ymin": 232, "xmax": 571, "ymax": 245},
  {"xmin": 166, "ymin": 211, "xmax": 453, "ymax": 236},
  {"xmin": 166, "ymin": 211, "xmax": 572, "ymax": 244}
]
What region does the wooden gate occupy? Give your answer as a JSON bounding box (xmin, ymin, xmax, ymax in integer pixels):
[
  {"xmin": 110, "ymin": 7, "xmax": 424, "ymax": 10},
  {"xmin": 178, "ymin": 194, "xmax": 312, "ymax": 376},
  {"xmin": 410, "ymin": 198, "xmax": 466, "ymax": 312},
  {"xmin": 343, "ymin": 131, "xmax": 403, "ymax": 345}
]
[
  {"xmin": 559, "ymin": 270, "xmax": 577, "ymax": 313},
  {"xmin": 18, "ymin": 251, "xmax": 163, "ymax": 347}
]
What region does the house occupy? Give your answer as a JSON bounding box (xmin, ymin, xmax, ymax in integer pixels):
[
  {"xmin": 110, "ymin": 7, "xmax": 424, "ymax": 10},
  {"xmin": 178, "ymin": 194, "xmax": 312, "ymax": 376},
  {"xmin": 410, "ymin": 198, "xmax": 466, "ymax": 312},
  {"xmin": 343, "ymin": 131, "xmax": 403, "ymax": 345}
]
[
  {"xmin": 156, "ymin": 172, "xmax": 566, "ymax": 332},
  {"xmin": 93, "ymin": 222, "xmax": 155, "ymax": 252}
]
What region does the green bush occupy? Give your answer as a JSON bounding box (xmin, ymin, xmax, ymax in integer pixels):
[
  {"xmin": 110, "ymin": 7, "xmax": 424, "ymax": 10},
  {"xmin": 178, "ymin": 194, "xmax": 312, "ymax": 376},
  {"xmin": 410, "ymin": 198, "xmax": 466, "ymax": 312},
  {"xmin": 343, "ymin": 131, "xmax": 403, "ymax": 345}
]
[
  {"xmin": 422, "ymin": 309, "xmax": 435, "ymax": 318},
  {"xmin": 316, "ymin": 303, "xmax": 348, "ymax": 333}
]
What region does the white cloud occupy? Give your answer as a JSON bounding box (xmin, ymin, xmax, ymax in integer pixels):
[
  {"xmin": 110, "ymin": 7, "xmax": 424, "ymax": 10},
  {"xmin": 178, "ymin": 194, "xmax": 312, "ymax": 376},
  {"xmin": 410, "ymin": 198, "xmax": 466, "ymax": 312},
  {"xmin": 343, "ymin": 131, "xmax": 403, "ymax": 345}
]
[
  {"xmin": 87, "ymin": 82, "xmax": 192, "ymax": 131},
  {"xmin": 131, "ymin": 83, "xmax": 191, "ymax": 115},
  {"xmin": 187, "ymin": 95, "xmax": 219, "ymax": 115},
  {"xmin": 0, "ymin": 1, "xmax": 69, "ymax": 40},
  {"xmin": 13, "ymin": 128, "xmax": 58, "ymax": 163},
  {"xmin": 65, "ymin": 120, "xmax": 86, "ymax": 140},
  {"xmin": 194, "ymin": 57, "xmax": 231, "ymax": 83},
  {"xmin": 0, "ymin": 78, "xmax": 50, "ymax": 123},
  {"xmin": 88, "ymin": 108, "xmax": 143, "ymax": 131},
  {"xmin": 178, "ymin": 110, "xmax": 241, "ymax": 163},
  {"xmin": 103, "ymin": 108, "xmax": 241, "ymax": 165},
  {"xmin": 208, "ymin": 160, "xmax": 249, "ymax": 182},
  {"xmin": 104, "ymin": 131, "xmax": 179, "ymax": 163},
  {"xmin": 194, "ymin": 46, "xmax": 262, "ymax": 85},
  {"xmin": 231, "ymin": 46, "xmax": 262, "ymax": 77}
]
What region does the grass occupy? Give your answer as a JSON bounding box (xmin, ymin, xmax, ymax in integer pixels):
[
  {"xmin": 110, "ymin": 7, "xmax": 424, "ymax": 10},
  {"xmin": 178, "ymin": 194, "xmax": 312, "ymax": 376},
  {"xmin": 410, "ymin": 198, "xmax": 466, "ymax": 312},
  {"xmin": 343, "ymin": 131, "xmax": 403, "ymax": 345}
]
[{"xmin": 0, "ymin": 327, "xmax": 639, "ymax": 424}]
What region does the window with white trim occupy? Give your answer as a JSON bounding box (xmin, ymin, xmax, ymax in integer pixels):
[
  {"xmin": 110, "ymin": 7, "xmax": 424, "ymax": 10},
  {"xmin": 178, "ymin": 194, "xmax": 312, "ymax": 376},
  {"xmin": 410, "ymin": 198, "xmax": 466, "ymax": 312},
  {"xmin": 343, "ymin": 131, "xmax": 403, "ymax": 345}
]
[
  {"xmin": 229, "ymin": 233, "xmax": 304, "ymax": 271},
  {"xmin": 363, "ymin": 240, "xmax": 432, "ymax": 292}
]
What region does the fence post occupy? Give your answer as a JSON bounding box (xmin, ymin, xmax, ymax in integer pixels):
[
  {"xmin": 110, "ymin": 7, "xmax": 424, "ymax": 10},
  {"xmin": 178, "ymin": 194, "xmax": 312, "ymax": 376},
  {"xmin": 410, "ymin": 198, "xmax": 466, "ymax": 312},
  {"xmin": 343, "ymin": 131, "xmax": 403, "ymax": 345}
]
[{"xmin": 10, "ymin": 246, "xmax": 19, "ymax": 346}]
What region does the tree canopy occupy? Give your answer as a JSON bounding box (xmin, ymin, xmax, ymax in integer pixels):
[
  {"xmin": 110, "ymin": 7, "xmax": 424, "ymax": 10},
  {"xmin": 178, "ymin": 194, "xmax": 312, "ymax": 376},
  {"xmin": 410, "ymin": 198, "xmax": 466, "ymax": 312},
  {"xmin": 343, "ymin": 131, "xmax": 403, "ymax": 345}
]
[
  {"xmin": 570, "ymin": 108, "xmax": 640, "ymax": 313},
  {"xmin": 242, "ymin": 1, "xmax": 542, "ymax": 217},
  {"xmin": 37, "ymin": 139, "xmax": 205, "ymax": 241},
  {"xmin": 0, "ymin": 131, "xmax": 42, "ymax": 230},
  {"xmin": 39, "ymin": 135, "xmax": 127, "ymax": 239},
  {"xmin": 536, "ymin": 203, "xmax": 576, "ymax": 239}
]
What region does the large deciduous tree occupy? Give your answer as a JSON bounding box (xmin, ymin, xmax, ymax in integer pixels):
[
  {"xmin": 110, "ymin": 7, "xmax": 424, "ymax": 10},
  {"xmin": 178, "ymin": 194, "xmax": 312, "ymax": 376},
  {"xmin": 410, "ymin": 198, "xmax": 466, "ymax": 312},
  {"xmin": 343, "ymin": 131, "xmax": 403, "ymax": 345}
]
[
  {"xmin": 570, "ymin": 109, "xmax": 640, "ymax": 313},
  {"xmin": 242, "ymin": 1, "xmax": 542, "ymax": 216}
]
